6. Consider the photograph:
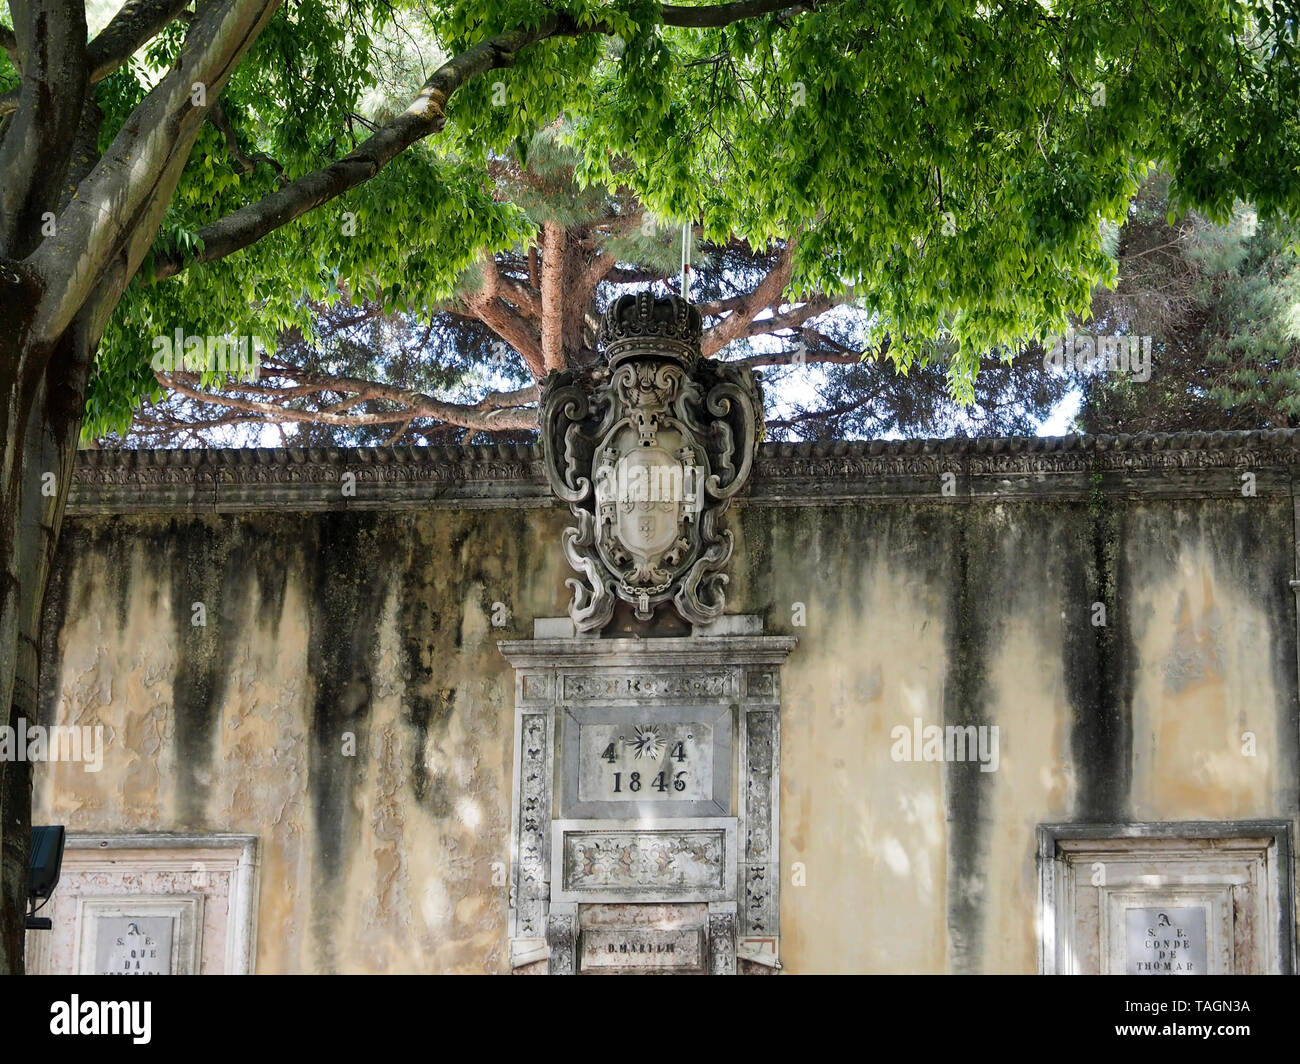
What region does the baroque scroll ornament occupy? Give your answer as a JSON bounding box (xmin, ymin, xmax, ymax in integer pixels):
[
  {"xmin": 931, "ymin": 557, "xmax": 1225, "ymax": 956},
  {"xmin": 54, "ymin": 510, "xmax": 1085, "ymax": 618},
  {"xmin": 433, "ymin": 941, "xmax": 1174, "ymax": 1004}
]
[{"xmin": 540, "ymin": 293, "xmax": 763, "ymax": 631}]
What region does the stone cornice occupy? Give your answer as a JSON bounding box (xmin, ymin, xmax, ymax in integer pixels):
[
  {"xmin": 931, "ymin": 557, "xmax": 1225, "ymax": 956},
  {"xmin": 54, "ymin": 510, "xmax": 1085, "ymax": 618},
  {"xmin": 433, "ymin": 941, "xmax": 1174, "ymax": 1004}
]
[
  {"xmin": 67, "ymin": 429, "xmax": 1300, "ymax": 515},
  {"xmin": 69, "ymin": 444, "xmax": 550, "ymax": 515},
  {"xmin": 749, "ymin": 429, "xmax": 1300, "ymax": 504}
]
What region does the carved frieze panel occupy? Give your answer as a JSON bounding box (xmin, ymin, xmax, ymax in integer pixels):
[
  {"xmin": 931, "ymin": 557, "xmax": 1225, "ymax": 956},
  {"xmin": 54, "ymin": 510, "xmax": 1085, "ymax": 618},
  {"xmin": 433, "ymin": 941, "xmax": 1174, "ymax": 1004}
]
[
  {"xmin": 519, "ymin": 672, "xmax": 552, "ymax": 704},
  {"xmin": 561, "ymin": 669, "xmax": 737, "ymax": 702},
  {"xmin": 552, "ymin": 819, "xmax": 736, "ymax": 904}
]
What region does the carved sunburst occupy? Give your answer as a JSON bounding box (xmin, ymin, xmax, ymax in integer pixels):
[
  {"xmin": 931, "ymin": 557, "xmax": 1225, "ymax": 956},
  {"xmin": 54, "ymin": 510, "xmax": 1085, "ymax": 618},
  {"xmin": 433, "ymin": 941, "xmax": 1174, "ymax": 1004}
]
[{"xmin": 625, "ymin": 725, "xmax": 665, "ymax": 761}]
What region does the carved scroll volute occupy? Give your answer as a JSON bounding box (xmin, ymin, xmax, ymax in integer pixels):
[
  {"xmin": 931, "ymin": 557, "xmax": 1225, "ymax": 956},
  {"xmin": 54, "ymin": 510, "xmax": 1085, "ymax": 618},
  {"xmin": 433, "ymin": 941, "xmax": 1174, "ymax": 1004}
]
[
  {"xmin": 539, "ymin": 293, "xmax": 763, "ymax": 632},
  {"xmin": 539, "ymin": 370, "xmax": 597, "ymax": 505}
]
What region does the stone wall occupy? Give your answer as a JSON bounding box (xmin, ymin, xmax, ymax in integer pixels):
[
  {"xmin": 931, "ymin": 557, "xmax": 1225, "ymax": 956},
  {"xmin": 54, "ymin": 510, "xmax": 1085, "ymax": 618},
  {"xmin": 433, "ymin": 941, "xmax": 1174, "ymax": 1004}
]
[{"xmin": 33, "ymin": 432, "xmax": 1300, "ymax": 973}]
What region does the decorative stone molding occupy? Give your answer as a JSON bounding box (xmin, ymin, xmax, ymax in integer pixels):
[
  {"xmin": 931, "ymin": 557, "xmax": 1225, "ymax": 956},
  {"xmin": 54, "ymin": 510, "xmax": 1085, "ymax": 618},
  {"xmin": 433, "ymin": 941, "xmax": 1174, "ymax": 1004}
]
[
  {"xmin": 75, "ymin": 895, "xmax": 203, "ymax": 975},
  {"xmin": 68, "ymin": 444, "xmax": 548, "ymax": 515},
  {"xmin": 25, "ymin": 833, "xmax": 259, "ymax": 975},
  {"xmin": 67, "ymin": 429, "xmax": 1300, "ymax": 515},
  {"xmin": 709, "ymin": 909, "xmax": 737, "ymax": 975},
  {"xmin": 551, "ymin": 819, "xmax": 737, "ymax": 903},
  {"xmin": 500, "ymin": 625, "xmax": 795, "ymax": 975},
  {"xmin": 540, "ymin": 293, "xmax": 763, "ymax": 630},
  {"xmin": 1038, "ymin": 821, "xmax": 1295, "ymax": 975},
  {"xmin": 559, "ymin": 704, "xmax": 732, "ymax": 818},
  {"xmin": 748, "ymin": 430, "xmax": 1300, "ymax": 504}
]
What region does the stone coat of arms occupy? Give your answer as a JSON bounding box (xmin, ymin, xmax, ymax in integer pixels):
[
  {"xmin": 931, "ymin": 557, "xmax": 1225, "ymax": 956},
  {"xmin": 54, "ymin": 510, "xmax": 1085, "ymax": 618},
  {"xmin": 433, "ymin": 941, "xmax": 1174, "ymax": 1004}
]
[{"xmin": 540, "ymin": 293, "xmax": 763, "ymax": 631}]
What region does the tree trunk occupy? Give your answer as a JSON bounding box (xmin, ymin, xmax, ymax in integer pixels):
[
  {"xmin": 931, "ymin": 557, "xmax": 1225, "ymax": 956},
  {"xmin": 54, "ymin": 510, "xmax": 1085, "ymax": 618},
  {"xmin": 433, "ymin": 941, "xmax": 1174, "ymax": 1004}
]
[{"xmin": 0, "ymin": 267, "xmax": 104, "ymax": 973}]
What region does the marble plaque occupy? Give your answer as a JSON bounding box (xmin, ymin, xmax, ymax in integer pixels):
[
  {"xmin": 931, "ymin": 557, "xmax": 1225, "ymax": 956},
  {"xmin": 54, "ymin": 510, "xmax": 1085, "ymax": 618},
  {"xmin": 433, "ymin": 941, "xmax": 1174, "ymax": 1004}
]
[
  {"xmin": 499, "ymin": 630, "xmax": 797, "ymax": 972},
  {"xmin": 580, "ymin": 929, "xmax": 704, "ymax": 971},
  {"xmin": 553, "ymin": 818, "xmax": 737, "ymax": 903},
  {"xmin": 1125, "ymin": 907, "xmax": 1207, "ymax": 975},
  {"xmin": 559, "ymin": 704, "xmax": 731, "ymax": 818},
  {"xmin": 577, "ymin": 720, "xmax": 713, "ymax": 803},
  {"xmin": 95, "ymin": 917, "xmax": 174, "ymax": 975}
]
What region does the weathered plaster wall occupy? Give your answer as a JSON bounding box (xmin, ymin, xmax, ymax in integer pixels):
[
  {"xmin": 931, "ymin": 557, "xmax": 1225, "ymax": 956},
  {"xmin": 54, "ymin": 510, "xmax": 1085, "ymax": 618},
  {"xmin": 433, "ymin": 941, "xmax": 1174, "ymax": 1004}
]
[
  {"xmin": 735, "ymin": 496, "xmax": 1298, "ymax": 974},
  {"xmin": 34, "ymin": 444, "xmax": 1300, "ymax": 974},
  {"xmin": 37, "ymin": 507, "xmax": 573, "ymax": 974}
]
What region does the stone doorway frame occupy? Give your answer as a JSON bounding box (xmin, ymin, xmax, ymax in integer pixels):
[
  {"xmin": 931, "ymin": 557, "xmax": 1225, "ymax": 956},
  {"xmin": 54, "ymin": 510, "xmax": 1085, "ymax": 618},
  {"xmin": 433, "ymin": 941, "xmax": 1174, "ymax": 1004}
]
[
  {"xmin": 1037, "ymin": 820, "xmax": 1295, "ymax": 975},
  {"xmin": 500, "ymin": 619, "xmax": 795, "ymax": 974}
]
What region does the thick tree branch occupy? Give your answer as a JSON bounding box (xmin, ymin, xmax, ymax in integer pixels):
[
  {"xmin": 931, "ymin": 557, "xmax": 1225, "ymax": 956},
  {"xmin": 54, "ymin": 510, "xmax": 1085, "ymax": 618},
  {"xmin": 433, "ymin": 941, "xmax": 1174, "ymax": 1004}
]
[
  {"xmin": 149, "ymin": 17, "xmax": 581, "ymax": 281},
  {"xmin": 464, "ymin": 252, "xmax": 546, "ymax": 374},
  {"xmin": 539, "ymin": 220, "xmax": 568, "ymax": 371},
  {"xmin": 146, "ymin": 0, "xmax": 823, "ymax": 281},
  {"xmin": 719, "ymin": 347, "xmax": 860, "ymax": 370},
  {"xmin": 701, "ymin": 239, "xmax": 795, "ymax": 355},
  {"xmin": 57, "ymin": 100, "xmax": 106, "ymax": 214},
  {"xmin": 576, "ymin": 247, "xmax": 618, "ymax": 301},
  {"xmin": 26, "ymin": 0, "xmax": 283, "ymax": 341},
  {"xmin": 88, "ymin": 0, "xmax": 194, "ymax": 82},
  {"xmin": 0, "ymin": 0, "xmax": 194, "ymax": 118},
  {"xmin": 0, "ymin": 2, "xmax": 87, "ymax": 258},
  {"xmin": 737, "ymin": 294, "xmax": 837, "ymax": 338},
  {"xmin": 154, "ymin": 369, "xmax": 540, "ymax": 431},
  {"xmin": 498, "ymin": 275, "xmax": 541, "ymax": 317},
  {"xmin": 660, "ymin": 1, "xmax": 810, "ymax": 28}
]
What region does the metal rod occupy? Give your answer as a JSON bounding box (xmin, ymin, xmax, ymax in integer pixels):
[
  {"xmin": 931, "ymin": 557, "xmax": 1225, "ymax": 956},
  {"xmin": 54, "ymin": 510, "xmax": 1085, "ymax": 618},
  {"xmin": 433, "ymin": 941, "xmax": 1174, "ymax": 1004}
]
[{"xmin": 680, "ymin": 222, "xmax": 691, "ymax": 301}]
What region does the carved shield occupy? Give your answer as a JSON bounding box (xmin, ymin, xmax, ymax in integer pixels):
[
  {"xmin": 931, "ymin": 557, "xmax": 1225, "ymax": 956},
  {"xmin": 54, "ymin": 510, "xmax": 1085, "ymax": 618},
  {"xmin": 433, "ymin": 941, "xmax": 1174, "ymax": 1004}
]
[
  {"xmin": 539, "ymin": 292, "xmax": 763, "ymax": 630},
  {"xmin": 611, "ymin": 447, "xmax": 682, "ymax": 560}
]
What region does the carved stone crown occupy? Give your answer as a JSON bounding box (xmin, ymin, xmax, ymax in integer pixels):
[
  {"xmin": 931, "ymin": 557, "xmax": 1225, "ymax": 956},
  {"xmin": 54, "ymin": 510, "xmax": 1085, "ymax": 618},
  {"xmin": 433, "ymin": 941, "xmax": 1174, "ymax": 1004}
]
[
  {"xmin": 599, "ymin": 292, "xmax": 702, "ymax": 368},
  {"xmin": 542, "ymin": 290, "xmax": 762, "ymax": 631}
]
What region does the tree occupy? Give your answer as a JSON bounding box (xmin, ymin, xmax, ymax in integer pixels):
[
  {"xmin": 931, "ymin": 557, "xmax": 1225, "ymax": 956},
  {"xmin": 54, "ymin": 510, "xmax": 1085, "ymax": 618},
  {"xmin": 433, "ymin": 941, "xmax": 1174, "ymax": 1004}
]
[
  {"xmin": 113, "ymin": 168, "xmax": 1300, "ymax": 446},
  {"xmin": 109, "ymin": 133, "xmax": 1070, "ymax": 446},
  {"xmin": 1073, "ymin": 175, "xmax": 1300, "ymax": 433},
  {"xmin": 104, "ymin": 131, "xmax": 873, "ymax": 445},
  {"xmin": 2, "ymin": 0, "xmax": 1298, "ymax": 972}
]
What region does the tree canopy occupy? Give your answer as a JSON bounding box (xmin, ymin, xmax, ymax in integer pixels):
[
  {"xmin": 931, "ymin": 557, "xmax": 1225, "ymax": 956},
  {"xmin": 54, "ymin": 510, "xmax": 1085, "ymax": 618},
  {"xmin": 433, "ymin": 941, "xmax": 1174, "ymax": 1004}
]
[{"xmin": 4, "ymin": 0, "xmax": 1292, "ymax": 442}]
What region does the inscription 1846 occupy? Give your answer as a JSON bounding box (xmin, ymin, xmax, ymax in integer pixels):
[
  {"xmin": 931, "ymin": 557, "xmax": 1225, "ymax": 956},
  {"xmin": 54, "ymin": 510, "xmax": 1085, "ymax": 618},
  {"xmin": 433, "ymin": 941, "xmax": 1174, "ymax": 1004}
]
[{"xmin": 577, "ymin": 721, "xmax": 713, "ymax": 803}]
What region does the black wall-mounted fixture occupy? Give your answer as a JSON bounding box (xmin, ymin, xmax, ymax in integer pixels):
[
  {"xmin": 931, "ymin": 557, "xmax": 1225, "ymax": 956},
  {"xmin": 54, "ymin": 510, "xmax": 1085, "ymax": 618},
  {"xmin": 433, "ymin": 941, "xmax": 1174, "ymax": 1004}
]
[{"xmin": 26, "ymin": 825, "xmax": 65, "ymax": 931}]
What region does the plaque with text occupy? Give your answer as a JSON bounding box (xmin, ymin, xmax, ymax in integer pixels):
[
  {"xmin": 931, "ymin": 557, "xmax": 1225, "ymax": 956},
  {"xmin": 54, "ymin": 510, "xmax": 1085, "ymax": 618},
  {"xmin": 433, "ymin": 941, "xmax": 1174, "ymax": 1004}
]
[
  {"xmin": 95, "ymin": 916, "xmax": 174, "ymax": 975},
  {"xmin": 1125, "ymin": 907, "xmax": 1207, "ymax": 975},
  {"xmin": 580, "ymin": 928, "xmax": 704, "ymax": 971},
  {"xmin": 577, "ymin": 720, "xmax": 713, "ymax": 803},
  {"xmin": 560, "ymin": 705, "xmax": 731, "ymax": 818}
]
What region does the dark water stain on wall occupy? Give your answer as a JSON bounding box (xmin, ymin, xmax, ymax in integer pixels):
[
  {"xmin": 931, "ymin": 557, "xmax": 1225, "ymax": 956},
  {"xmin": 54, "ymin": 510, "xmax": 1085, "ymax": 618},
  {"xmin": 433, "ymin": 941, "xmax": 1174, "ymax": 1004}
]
[
  {"xmin": 400, "ymin": 506, "xmax": 542, "ymax": 813},
  {"xmin": 36, "ymin": 468, "xmax": 1300, "ymax": 973},
  {"xmin": 940, "ymin": 505, "xmax": 999, "ymax": 975},
  {"xmin": 37, "ymin": 524, "xmax": 79, "ymax": 729},
  {"xmin": 392, "ymin": 514, "xmax": 442, "ymax": 810},
  {"xmin": 166, "ymin": 517, "xmax": 230, "ymax": 828},
  {"xmin": 1063, "ymin": 490, "xmax": 1133, "ymax": 823},
  {"xmin": 1207, "ymin": 500, "xmax": 1300, "ymax": 806},
  {"xmin": 303, "ymin": 511, "xmax": 390, "ymax": 972},
  {"xmin": 247, "ymin": 515, "xmax": 292, "ymax": 640}
]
